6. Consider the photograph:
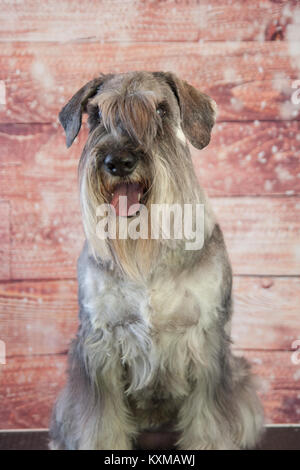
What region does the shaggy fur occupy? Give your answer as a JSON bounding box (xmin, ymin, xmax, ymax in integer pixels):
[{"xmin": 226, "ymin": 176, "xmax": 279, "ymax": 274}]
[{"xmin": 50, "ymin": 71, "xmax": 264, "ymax": 450}]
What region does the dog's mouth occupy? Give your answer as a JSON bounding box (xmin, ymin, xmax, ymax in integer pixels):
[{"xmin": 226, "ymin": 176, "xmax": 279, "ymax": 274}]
[{"xmin": 110, "ymin": 182, "xmax": 146, "ymax": 217}]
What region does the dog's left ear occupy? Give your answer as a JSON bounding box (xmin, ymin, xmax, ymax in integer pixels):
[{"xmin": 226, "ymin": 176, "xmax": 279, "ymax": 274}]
[
  {"xmin": 59, "ymin": 76, "xmax": 106, "ymax": 148},
  {"xmin": 154, "ymin": 72, "xmax": 217, "ymax": 149}
]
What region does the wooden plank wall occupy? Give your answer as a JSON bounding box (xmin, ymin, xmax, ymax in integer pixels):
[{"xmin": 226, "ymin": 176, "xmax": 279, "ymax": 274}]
[{"xmin": 0, "ymin": 0, "xmax": 300, "ymax": 429}]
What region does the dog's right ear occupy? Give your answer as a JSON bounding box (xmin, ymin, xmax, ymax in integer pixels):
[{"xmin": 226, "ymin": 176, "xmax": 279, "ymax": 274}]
[
  {"xmin": 59, "ymin": 76, "xmax": 105, "ymax": 148},
  {"xmin": 153, "ymin": 72, "xmax": 217, "ymax": 150}
]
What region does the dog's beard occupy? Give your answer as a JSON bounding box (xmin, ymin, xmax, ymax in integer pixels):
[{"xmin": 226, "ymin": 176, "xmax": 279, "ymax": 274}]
[{"xmin": 79, "ymin": 136, "xmax": 203, "ymax": 281}]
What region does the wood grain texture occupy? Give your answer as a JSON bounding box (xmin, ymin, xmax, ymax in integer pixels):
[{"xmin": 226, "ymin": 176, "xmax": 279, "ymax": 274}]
[
  {"xmin": 232, "ymin": 276, "xmax": 300, "ymax": 350},
  {"xmin": 1, "ymin": 42, "xmax": 300, "ymax": 123},
  {"xmin": 0, "ymin": 0, "xmax": 299, "ymax": 43},
  {"xmin": 1, "ymin": 277, "xmax": 299, "ymax": 357},
  {"xmin": 7, "ymin": 195, "xmax": 300, "ymax": 279},
  {"xmin": 0, "ymin": 202, "xmax": 10, "ymax": 281},
  {"xmin": 0, "ymin": 350, "xmax": 298, "ymax": 428},
  {"xmin": 213, "ymin": 196, "xmax": 300, "ymax": 276},
  {"xmin": 2, "ymin": 192, "xmax": 300, "ymax": 279},
  {"xmin": 193, "ymin": 121, "xmax": 300, "ymax": 196},
  {"xmin": 8, "ymin": 192, "xmax": 300, "ymax": 278},
  {"xmin": 0, "ymin": 0, "xmax": 299, "ymax": 431},
  {"xmin": 0, "ymin": 280, "xmax": 78, "ymax": 357},
  {"xmin": 1, "ymin": 122, "xmax": 300, "ymax": 200},
  {"xmin": 0, "ymin": 124, "xmax": 83, "ymax": 279},
  {"xmin": 0, "ymin": 124, "xmax": 300, "ymax": 278},
  {"xmin": 245, "ymin": 350, "xmax": 300, "ymax": 424},
  {"xmin": 0, "ymin": 355, "xmax": 67, "ymax": 429}
]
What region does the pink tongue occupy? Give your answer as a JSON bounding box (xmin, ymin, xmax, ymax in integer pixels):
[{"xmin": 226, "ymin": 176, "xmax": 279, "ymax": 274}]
[{"xmin": 111, "ymin": 183, "xmax": 143, "ymax": 216}]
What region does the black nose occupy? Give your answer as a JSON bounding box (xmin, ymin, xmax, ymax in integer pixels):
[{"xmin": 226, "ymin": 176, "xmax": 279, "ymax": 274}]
[{"xmin": 103, "ymin": 153, "xmax": 138, "ymax": 177}]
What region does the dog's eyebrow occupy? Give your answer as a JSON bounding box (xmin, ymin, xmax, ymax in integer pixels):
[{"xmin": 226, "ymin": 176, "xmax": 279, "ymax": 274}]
[{"xmin": 127, "ymin": 90, "xmax": 156, "ymax": 98}]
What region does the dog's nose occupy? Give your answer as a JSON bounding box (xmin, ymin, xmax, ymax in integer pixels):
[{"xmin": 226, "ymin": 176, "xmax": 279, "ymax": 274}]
[{"xmin": 103, "ymin": 153, "xmax": 138, "ymax": 177}]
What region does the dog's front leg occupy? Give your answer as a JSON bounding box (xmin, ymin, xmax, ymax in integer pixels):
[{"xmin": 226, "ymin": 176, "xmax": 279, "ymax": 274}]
[
  {"xmin": 175, "ymin": 376, "xmax": 239, "ymax": 450},
  {"xmin": 175, "ymin": 351, "xmax": 263, "ymax": 450},
  {"xmin": 80, "ymin": 367, "xmax": 137, "ymax": 450},
  {"xmin": 50, "ymin": 336, "xmax": 137, "ymax": 450}
]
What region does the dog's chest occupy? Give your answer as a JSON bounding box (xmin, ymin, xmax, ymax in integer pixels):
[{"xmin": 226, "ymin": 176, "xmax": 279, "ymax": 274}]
[
  {"xmin": 83, "ymin": 257, "xmax": 223, "ymax": 396},
  {"xmin": 147, "ymin": 278, "xmax": 200, "ymax": 333},
  {"xmin": 124, "ymin": 277, "xmax": 207, "ymax": 401}
]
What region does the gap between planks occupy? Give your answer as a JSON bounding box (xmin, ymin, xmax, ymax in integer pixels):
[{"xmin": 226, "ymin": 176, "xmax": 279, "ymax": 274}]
[{"xmin": 0, "ymin": 273, "xmax": 300, "ymax": 285}]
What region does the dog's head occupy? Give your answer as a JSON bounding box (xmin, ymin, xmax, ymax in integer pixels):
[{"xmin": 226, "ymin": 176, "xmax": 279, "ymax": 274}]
[
  {"xmin": 60, "ymin": 72, "xmax": 216, "ymax": 149},
  {"xmin": 59, "ymin": 71, "xmax": 216, "ymax": 275}
]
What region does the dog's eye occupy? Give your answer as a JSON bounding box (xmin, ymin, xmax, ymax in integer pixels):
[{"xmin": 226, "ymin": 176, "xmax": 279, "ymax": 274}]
[
  {"xmin": 156, "ymin": 106, "xmax": 166, "ymax": 118},
  {"xmin": 98, "ymin": 109, "xmax": 102, "ymax": 121}
]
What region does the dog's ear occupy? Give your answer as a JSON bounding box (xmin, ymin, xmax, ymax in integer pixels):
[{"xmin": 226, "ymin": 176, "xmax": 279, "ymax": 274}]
[
  {"xmin": 154, "ymin": 72, "xmax": 217, "ymax": 149},
  {"xmin": 59, "ymin": 76, "xmax": 106, "ymax": 148}
]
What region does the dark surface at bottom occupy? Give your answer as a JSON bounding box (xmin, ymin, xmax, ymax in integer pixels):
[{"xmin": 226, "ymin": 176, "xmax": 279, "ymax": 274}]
[{"xmin": 0, "ymin": 426, "xmax": 299, "ymax": 450}]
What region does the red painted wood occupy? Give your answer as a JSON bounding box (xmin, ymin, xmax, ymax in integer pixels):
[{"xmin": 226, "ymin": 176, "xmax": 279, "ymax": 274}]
[
  {"xmin": 213, "ymin": 196, "xmax": 300, "ymax": 276},
  {"xmin": 1, "ymin": 277, "xmax": 299, "ymax": 357},
  {"xmin": 193, "ymin": 121, "xmax": 300, "ymax": 197},
  {"xmin": 0, "ymin": 350, "xmax": 298, "ymax": 428},
  {"xmin": 7, "ymin": 195, "xmax": 300, "ymax": 279},
  {"xmin": 4, "ymin": 194, "xmax": 300, "ymax": 279},
  {"xmin": 2, "ymin": 122, "xmax": 300, "ymax": 199},
  {"xmin": 0, "ymin": 1, "xmax": 298, "ymax": 43},
  {"xmin": 0, "ymin": 124, "xmax": 299, "ymax": 278},
  {"xmin": 0, "ymin": 202, "xmax": 10, "ymax": 280},
  {"xmin": 231, "ymin": 276, "xmax": 300, "ymax": 351},
  {"xmin": 0, "ymin": 0, "xmax": 299, "ymax": 430},
  {"xmin": 0, "ymin": 42, "xmax": 299, "ymax": 123},
  {"xmin": 245, "ymin": 350, "xmax": 300, "ymax": 424},
  {"xmin": 1, "ymin": 123, "xmax": 300, "ymax": 201},
  {"xmin": 0, "ymin": 280, "xmax": 78, "ymax": 357},
  {"xmin": 0, "ymin": 355, "xmax": 68, "ymax": 429}
]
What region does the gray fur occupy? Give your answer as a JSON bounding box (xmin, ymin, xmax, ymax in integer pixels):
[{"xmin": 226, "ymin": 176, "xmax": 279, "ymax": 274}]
[{"xmin": 50, "ymin": 71, "xmax": 264, "ymax": 450}]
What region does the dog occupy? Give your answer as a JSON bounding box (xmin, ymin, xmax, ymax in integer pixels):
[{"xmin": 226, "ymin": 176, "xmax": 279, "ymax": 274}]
[{"xmin": 49, "ymin": 71, "xmax": 264, "ymax": 450}]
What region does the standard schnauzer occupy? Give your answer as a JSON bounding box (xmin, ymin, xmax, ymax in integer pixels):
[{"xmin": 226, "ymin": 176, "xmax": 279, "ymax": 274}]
[{"xmin": 50, "ymin": 71, "xmax": 264, "ymax": 450}]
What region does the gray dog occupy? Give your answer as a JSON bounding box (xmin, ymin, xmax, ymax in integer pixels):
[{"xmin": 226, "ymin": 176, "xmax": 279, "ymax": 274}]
[{"xmin": 49, "ymin": 71, "xmax": 264, "ymax": 450}]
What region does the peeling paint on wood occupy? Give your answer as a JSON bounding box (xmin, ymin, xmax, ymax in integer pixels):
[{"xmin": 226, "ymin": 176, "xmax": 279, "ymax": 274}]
[
  {"xmin": 0, "ymin": 42, "xmax": 300, "ymax": 123},
  {"xmin": 0, "ymin": 0, "xmax": 299, "ymax": 430}
]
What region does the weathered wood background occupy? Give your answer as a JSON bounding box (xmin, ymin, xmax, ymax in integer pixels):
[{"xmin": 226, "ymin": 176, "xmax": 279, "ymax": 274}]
[{"xmin": 0, "ymin": 0, "xmax": 300, "ymax": 429}]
